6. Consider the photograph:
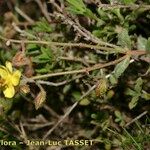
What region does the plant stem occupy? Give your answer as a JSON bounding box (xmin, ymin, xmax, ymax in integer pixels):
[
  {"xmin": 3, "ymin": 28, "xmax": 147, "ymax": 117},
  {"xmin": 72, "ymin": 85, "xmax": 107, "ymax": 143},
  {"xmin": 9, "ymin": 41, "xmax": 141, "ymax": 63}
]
[
  {"xmin": 0, "ymin": 35, "xmax": 123, "ymax": 53},
  {"xmin": 30, "ymin": 55, "xmax": 127, "ymax": 80},
  {"xmin": 98, "ymin": 4, "xmax": 150, "ymax": 10}
]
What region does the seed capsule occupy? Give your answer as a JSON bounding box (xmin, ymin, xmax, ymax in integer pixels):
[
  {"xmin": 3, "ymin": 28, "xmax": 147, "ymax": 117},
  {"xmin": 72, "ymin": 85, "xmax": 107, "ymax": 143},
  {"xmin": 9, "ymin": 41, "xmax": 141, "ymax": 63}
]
[
  {"xmin": 20, "ymin": 84, "xmax": 30, "ymax": 94},
  {"xmin": 95, "ymin": 79, "xmax": 108, "ymax": 97}
]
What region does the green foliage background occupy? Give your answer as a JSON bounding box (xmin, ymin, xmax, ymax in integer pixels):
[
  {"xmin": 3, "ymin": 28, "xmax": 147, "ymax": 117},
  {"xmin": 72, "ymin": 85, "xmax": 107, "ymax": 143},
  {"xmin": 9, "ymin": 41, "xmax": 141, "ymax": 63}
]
[{"xmin": 0, "ymin": 0, "xmax": 149, "ymax": 149}]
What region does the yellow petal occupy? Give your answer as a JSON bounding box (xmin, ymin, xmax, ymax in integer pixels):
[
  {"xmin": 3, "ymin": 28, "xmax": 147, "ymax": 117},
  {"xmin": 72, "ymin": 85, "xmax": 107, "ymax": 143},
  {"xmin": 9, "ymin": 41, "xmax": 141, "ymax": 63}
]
[
  {"xmin": 3, "ymin": 85, "xmax": 15, "ymax": 98},
  {"xmin": 12, "ymin": 70, "xmax": 21, "ymax": 86},
  {"xmin": 0, "ymin": 67, "xmax": 8, "ymax": 79},
  {"xmin": 5, "ymin": 61, "xmax": 13, "ymax": 73}
]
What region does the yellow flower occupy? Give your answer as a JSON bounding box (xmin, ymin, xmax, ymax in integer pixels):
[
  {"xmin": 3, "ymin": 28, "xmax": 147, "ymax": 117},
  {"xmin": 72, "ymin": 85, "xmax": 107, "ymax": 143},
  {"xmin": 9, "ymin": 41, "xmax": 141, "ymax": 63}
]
[{"xmin": 0, "ymin": 61, "xmax": 21, "ymax": 98}]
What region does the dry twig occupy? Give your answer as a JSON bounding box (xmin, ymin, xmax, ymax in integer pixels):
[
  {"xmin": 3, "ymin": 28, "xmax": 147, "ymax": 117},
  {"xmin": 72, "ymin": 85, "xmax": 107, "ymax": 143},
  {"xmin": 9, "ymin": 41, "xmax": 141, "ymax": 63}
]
[
  {"xmin": 34, "ymin": 0, "xmax": 51, "ymax": 23},
  {"xmin": 125, "ymin": 111, "xmax": 148, "ymax": 127},
  {"xmin": 15, "ymin": 7, "xmax": 35, "ymax": 24},
  {"xmin": 43, "ymin": 84, "xmax": 97, "ymax": 139}
]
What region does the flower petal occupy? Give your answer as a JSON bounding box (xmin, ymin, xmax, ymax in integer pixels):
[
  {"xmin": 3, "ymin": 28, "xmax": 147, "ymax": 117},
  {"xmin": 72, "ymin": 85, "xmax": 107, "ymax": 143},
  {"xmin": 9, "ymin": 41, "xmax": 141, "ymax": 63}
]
[
  {"xmin": 0, "ymin": 67, "xmax": 8, "ymax": 79},
  {"xmin": 6, "ymin": 61, "xmax": 13, "ymax": 73},
  {"xmin": 3, "ymin": 85, "xmax": 15, "ymax": 98},
  {"xmin": 12, "ymin": 70, "xmax": 21, "ymax": 86}
]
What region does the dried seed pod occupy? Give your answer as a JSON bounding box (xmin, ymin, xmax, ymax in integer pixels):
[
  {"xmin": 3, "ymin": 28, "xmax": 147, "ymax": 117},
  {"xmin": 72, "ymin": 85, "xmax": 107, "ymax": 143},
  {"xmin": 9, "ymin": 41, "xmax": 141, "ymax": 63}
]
[
  {"xmin": 12, "ymin": 52, "xmax": 34, "ymax": 77},
  {"xmin": 95, "ymin": 79, "xmax": 108, "ymax": 97},
  {"xmin": 20, "ymin": 84, "xmax": 30, "ymax": 94},
  {"xmin": 12, "ymin": 51, "xmax": 29, "ymax": 67},
  {"xmin": 34, "ymin": 86, "xmax": 46, "ymax": 110}
]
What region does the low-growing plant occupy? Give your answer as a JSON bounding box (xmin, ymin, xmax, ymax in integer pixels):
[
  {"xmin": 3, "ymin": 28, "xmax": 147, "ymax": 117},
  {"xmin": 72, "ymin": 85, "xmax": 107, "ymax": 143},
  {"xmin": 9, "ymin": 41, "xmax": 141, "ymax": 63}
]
[{"xmin": 0, "ymin": 0, "xmax": 149, "ymax": 149}]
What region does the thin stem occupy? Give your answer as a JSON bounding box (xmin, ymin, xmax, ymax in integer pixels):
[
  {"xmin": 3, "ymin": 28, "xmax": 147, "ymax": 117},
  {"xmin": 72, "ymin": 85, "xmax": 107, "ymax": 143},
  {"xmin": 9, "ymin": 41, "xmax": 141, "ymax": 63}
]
[
  {"xmin": 125, "ymin": 111, "xmax": 148, "ymax": 127},
  {"xmin": 1, "ymin": 36, "xmax": 147, "ymax": 56},
  {"xmin": 15, "ymin": 7, "xmax": 35, "ymax": 24},
  {"xmin": 30, "ymin": 55, "xmax": 127, "ymax": 80},
  {"xmin": 56, "ymin": 12, "xmax": 118, "ymax": 48},
  {"xmin": 34, "ymin": 0, "xmax": 51, "ymax": 23},
  {"xmin": 59, "ymin": 56, "xmax": 96, "ymax": 64},
  {"xmin": 0, "ymin": 35, "xmax": 119, "ymax": 52},
  {"xmin": 98, "ymin": 4, "xmax": 150, "ymax": 10}
]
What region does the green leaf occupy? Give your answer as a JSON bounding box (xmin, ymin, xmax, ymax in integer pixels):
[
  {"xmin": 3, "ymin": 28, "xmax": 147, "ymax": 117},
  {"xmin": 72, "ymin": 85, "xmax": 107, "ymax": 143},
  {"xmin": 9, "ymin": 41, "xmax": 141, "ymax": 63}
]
[
  {"xmin": 117, "ymin": 28, "xmax": 131, "ymax": 49},
  {"xmin": 126, "ymin": 78, "xmax": 144, "ymax": 109},
  {"xmin": 33, "ymin": 18, "xmax": 52, "ymax": 32},
  {"xmin": 141, "ymin": 92, "xmax": 150, "ymax": 100},
  {"xmin": 66, "ymin": 0, "xmax": 86, "ymax": 14},
  {"xmin": 96, "ymin": 19, "xmax": 105, "ymax": 27},
  {"xmin": 125, "ymin": 88, "xmax": 136, "ymax": 96},
  {"xmin": 67, "ymin": 0, "xmax": 85, "ymax": 10},
  {"xmin": 32, "ymin": 47, "xmax": 52, "ymax": 63},
  {"xmin": 67, "ymin": 6, "xmax": 85, "ymax": 15},
  {"xmin": 0, "ymin": 98, "xmax": 13, "ymax": 113},
  {"xmin": 66, "ymin": 0, "xmax": 97, "ymax": 20},
  {"xmin": 63, "ymin": 84, "xmax": 71, "ymax": 94},
  {"xmin": 35, "ymin": 68, "xmax": 48, "ymax": 73},
  {"xmin": 35, "ymin": 64, "xmax": 52, "ymax": 73},
  {"xmin": 72, "ymin": 91, "xmax": 81, "ymax": 101},
  {"xmin": 41, "ymin": 47, "xmax": 52, "ymax": 58},
  {"xmin": 97, "ymin": 8, "xmax": 108, "ymax": 19},
  {"xmin": 113, "ymin": 56, "xmax": 130, "ymax": 79},
  {"xmin": 137, "ymin": 36, "xmax": 147, "ymax": 50},
  {"xmin": 115, "ymin": 111, "xmax": 122, "ymax": 119},
  {"xmin": 26, "ymin": 43, "xmax": 38, "ymax": 50},
  {"xmin": 79, "ymin": 98, "xmax": 90, "ymax": 106},
  {"xmin": 134, "ymin": 77, "xmax": 143, "ymax": 93},
  {"xmin": 129, "ymin": 95, "xmax": 139, "ymax": 109},
  {"xmin": 112, "ymin": 9, "xmax": 124, "ymax": 22},
  {"xmin": 109, "ymin": 75, "xmax": 118, "ymax": 85}
]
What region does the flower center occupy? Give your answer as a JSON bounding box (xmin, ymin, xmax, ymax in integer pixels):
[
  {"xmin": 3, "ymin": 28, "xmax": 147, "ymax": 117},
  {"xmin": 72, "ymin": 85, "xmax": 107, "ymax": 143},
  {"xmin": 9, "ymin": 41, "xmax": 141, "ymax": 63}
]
[{"xmin": 0, "ymin": 78, "xmax": 5, "ymax": 87}]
